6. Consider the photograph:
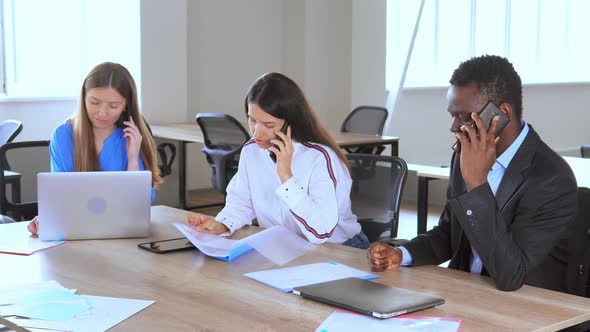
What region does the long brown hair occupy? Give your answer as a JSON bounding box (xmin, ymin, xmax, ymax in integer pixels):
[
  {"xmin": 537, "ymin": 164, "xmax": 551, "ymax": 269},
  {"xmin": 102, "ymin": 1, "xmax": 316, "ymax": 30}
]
[
  {"xmin": 72, "ymin": 62, "xmax": 162, "ymax": 188},
  {"xmin": 244, "ymin": 72, "xmax": 348, "ymax": 168}
]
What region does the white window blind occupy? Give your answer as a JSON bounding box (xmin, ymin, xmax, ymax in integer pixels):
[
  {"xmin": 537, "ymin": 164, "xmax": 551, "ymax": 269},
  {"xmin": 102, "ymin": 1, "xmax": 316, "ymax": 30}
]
[
  {"xmin": 387, "ymin": 0, "xmax": 590, "ymax": 88},
  {"xmin": 0, "ymin": 0, "xmax": 140, "ymax": 98}
]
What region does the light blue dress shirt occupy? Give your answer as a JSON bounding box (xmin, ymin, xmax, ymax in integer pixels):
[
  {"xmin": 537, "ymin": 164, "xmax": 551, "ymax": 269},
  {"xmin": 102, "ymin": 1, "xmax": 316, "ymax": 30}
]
[
  {"xmin": 49, "ymin": 120, "xmax": 155, "ymax": 201},
  {"xmin": 400, "ymin": 122, "xmax": 529, "ymax": 274}
]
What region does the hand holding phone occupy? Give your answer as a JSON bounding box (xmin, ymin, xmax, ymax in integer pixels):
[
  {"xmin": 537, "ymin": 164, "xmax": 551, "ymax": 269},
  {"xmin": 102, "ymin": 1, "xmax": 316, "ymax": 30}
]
[
  {"xmin": 452, "ymin": 101, "xmax": 510, "ymax": 151},
  {"xmin": 269, "ymin": 121, "xmax": 289, "ymax": 163}
]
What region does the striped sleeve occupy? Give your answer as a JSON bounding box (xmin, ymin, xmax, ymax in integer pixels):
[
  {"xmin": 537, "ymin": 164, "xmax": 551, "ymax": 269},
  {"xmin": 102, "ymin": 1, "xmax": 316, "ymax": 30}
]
[{"xmin": 275, "ymin": 143, "xmax": 339, "ymax": 244}]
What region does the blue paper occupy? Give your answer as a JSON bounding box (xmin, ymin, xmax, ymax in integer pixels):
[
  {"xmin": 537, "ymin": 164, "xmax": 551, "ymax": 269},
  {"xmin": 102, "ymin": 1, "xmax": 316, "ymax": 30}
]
[
  {"xmin": 12, "ymin": 289, "xmax": 91, "ymax": 321},
  {"xmin": 216, "ymin": 243, "xmax": 253, "ymax": 262}
]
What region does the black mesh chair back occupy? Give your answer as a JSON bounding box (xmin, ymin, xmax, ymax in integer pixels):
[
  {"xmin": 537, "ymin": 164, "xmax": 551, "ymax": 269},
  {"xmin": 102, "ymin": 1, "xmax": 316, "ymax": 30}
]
[
  {"xmin": 346, "ymin": 153, "xmax": 407, "ymax": 243},
  {"xmin": 196, "ymin": 113, "xmax": 250, "ymax": 194},
  {"xmin": 582, "ymin": 145, "xmax": 590, "ymax": 158},
  {"xmin": 341, "ymin": 106, "xmax": 388, "ymax": 155},
  {"xmin": 0, "ymin": 140, "xmax": 50, "ymax": 220},
  {"xmin": 341, "ymin": 106, "xmax": 388, "ymax": 136}
]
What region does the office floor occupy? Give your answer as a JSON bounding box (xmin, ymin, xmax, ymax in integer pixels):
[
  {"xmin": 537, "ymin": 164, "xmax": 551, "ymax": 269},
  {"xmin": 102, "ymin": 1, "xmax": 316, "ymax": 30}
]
[{"xmin": 187, "ymin": 189, "xmax": 443, "ymax": 241}]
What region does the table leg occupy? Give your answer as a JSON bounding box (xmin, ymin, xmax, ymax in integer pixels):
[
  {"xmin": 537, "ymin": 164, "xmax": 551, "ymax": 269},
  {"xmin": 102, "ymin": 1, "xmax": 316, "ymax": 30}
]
[
  {"xmin": 179, "ymin": 141, "xmax": 187, "ymax": 210},
  {"xmin": 391, "ymin": 141, "xmax": 399, "ymax": 157},
  {"xmin": 417, "ymin": 176, "xmax": 429, "ymax": 235},
  {"xmin": 11, "ymin": 179, "xmax": 21, "ymax": 203}
]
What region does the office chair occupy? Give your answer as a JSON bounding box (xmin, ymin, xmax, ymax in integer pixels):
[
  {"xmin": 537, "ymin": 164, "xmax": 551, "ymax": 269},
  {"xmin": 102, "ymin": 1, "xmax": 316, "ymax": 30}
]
[
  {"xmin": 581, "ymin": 145, "xmax": 590, "ymax": 158},
  {"xmin": 340, "ymin": 106, "xmax": 389, "ymax": 155},
  {"xmin": 0, "ymin": 120, "xmax": 24, "ymax": 208},
  {"xmin": 0, "ymin": 120, "xmax": 23, "ymax": 146},
  {"xmin": 0, "ymin": 140, "xmax": 50, "ymax": 220},
  {"xmin": 141, "ymin": 118, "xmax": 177, "ymax": 178},
  {"xmin": 196, "ymin": 113, "xmax": 251, "ymax": 194},
  {"xmin": 566, "ymin": 187, "xmax": 590, "ymax": 298},
  {"xmin": 346, "ymin": 153, "xmax": 407, "ymax": 243}
]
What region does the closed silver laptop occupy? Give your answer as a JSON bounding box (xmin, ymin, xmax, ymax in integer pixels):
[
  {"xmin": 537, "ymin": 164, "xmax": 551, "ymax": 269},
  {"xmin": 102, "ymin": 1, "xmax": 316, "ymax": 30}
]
[
  {"xmin": 38, "ymin": 171, "xmax": 151, "ymax": 241},
  {"xmin": 293, "ymin": 277, "xmax": 444, "ymax": 319}
]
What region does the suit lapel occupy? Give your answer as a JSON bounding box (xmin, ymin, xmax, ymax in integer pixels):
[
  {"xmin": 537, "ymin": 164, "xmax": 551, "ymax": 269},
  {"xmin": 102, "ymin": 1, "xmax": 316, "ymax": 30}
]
[{"xmin": 495, "ymin": 125, "xmax": 540, "ymax": 210}]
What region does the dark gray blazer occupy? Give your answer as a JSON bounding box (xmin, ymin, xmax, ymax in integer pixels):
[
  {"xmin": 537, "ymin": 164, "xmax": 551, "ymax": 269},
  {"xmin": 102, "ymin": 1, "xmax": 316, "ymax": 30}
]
[{"xmin": 404, "ymin": 125, "xmax": 578, "ymax": 291}]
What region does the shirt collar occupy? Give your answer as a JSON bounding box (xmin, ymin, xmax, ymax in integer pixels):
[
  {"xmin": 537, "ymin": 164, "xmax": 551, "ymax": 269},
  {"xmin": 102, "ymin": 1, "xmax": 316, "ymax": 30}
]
[{"xmin": 495, "ymin": 121, "xmax": 529, "ymax": 169}]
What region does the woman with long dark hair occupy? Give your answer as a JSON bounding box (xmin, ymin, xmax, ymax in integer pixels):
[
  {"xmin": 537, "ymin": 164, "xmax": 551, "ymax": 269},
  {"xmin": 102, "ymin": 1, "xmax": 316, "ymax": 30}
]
[{"xmin": 187, "ymin": 73, "xmax": 369, "ymax": 249}]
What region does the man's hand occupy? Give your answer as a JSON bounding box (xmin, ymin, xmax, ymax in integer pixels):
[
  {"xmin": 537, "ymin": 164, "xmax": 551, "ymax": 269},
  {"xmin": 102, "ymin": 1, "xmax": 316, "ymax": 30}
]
[
  {"xmin": 366, "ymin": 242, "xmax": 403, "ymax": 272},
  {"xmin": 456, "ymin": 113, "xmax": 500, "ymax": 191}
]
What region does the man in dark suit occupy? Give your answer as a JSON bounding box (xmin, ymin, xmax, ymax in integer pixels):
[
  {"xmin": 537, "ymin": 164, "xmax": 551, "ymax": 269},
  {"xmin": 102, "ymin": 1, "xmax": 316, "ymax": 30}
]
[{"xmin": 368, "ymin": 55, "xmax": 578, "ymax": 291}]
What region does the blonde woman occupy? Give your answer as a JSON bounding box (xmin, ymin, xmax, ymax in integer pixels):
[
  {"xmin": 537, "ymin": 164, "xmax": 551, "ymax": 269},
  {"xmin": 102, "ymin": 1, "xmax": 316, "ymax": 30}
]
[{"xmin": 28, "ymin": 62, "xmax": 161, "ymax": 235}]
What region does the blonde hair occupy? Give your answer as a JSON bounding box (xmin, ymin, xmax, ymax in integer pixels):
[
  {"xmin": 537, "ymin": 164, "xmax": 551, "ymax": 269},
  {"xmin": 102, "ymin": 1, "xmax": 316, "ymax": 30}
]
[{"xmin": 72, "ymin": 62, "xmax": 162, "ymax": 188}]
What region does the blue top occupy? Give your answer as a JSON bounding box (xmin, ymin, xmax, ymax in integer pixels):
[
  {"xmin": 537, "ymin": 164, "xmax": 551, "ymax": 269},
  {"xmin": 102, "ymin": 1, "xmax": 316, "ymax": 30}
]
[
  {"xmin": 400, "ymin": 122, "xmax": 530, "ymax": 272},
  {"xmin": 50, "ymin": 120, "xmax": 155, "ymax": 201}
]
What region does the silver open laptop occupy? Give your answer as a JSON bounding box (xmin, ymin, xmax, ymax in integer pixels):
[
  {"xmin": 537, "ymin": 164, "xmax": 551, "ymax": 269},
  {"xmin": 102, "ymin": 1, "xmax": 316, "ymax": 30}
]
[
  {"xmin": 38, "ymin": 171, "xmax": 151, "ymax": 241},
  {"xmin": 293, "ymin": 277, "xmax": 444, "ymax": 319}
]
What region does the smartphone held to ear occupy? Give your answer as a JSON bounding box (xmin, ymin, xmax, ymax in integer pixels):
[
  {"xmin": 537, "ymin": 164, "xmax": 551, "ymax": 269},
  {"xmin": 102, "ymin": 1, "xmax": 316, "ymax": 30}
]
[
  {"xmin": 269, "ymin": 121, "xmax": 289, "ymax": 163},
  {"xmin": 452, "ymin": 101, "xmax": 510, "ymax": 151},
  {"xmin": 478, "ymin": 101, "xmax": 510, "ymax": 137}
]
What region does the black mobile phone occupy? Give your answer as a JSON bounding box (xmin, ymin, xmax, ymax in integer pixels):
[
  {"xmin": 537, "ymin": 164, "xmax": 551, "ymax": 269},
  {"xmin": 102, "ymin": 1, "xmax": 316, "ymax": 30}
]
[
  {"xmin": 477, "ymin": 101, "xmax": 510, "ymax": 137},
  {"xmin": 138, "ymin": 238, "xmax": 195, "ymax": 254},
  {"xmin": 269, "ymin": 121, "xmax": 289, "ymax": 163}
]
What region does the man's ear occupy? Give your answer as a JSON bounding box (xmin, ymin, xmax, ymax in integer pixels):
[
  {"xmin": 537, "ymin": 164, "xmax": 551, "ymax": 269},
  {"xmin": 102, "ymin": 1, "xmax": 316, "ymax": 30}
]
[{"xmin": 499, "ymin": 102, "xmax": 513, "ymax": 119}]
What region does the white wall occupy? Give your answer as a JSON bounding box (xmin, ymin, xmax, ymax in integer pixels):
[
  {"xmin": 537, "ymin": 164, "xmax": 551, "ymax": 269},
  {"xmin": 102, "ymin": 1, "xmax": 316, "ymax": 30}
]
[
  {"xmin": 351, "ymin": 0, "xmax": 387, "ymax": 109},
  {"xmin": 4, "ymin": 0, "xmax": 588, "ymax": 209}
]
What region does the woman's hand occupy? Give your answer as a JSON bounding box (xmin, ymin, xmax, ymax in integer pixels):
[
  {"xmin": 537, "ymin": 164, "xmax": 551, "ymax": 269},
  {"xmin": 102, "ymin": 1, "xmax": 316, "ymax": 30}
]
[
  {"xmin": 269, "ymin": 126, "xmax": 294, "ymax": 183},
  {"xmin": 27, "ymin": 216, "xmax": 39, "ymax": 236},
  {"xmin": 124, "ymin": 116, "xmax": 142, "ymax": 171},
  {"xmin": 187, "ymin": 213, "xmax": 229, "ymax": 235}
]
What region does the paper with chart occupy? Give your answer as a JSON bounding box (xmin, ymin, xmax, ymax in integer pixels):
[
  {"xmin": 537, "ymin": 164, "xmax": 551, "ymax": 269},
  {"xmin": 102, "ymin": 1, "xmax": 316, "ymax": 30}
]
[
  {"xmin": 244, "ymin": 262, "xmax": 379, "ymax": 292},
  {"xmin": 0, "ymin": 280, "xmax": 154, "ymax": 332},
  {"xmin": 0, "ymin": 222, "xmax": 64, "ymax": 255},
  {"xmin": 174, "ymin": 223, "xmax": 315, "ymax": 264},
  {"xmin": 315, "ymin": 310, "xmax": 462, "ymax": 332}
]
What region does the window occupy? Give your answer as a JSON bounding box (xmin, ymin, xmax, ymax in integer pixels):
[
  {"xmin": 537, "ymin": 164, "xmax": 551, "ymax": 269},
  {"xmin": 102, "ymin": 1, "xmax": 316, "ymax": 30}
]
[
  {"xmin": 0, "ymin": 0, "xmax": 140, "ymax": 98},
  {"xmin": 387, "ymin": 0, "xmax": 590, "ymax": 88}
]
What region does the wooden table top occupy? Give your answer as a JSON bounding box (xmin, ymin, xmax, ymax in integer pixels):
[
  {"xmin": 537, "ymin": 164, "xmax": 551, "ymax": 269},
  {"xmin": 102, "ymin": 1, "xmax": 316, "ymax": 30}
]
[{"xmin": 1, "ymin": 205, "xmax": 589, "ymax": 331}]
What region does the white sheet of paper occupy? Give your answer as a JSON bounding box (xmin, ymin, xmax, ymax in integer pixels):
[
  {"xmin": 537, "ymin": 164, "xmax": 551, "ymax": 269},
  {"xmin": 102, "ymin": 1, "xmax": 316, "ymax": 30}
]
[
  {"xmin": 315, "ymin": 310, "xmax": 462, "ymax": 332},
  {"xmin": 173, "ymin": 223, "xmax": 242, "ymax": 257},
  {"xmin": 7, "ymin": 295, "xmax": 155, "ymax": 332},
  {"xmin": 174, "ymin": 223, "xmax": 314, "ymax": 264},
  {"xmin": 0, "ymin": 222, "xmax": 64, "ymax": 255},
  {"xmin": 242, "ymin": 226, "xmax": 315, "ymax": 265},
  {"xmin": 244, "ymin": 262, "xmax": 378, "ymax": 292}
]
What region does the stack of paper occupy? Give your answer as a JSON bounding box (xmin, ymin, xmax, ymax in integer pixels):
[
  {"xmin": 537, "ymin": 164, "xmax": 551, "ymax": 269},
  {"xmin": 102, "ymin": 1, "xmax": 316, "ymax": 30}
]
[
  {"xmin": 0, "ymin": 222, "xmax": 64, "ymax": 255},
  {"xmin": 174, "ymin": 223, "xmax": 315, "ymax": 264},
  {"xmin": 244, "ymin": 262, "xmax": 379, "ymax": 292},
  {"xmin": 0, "ymin": 280, "xmax": 155, "ymax": 332},
  {"xmin": 174, "ymin": 223, "xmax": 253, "ymax": 261}
]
